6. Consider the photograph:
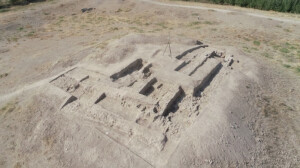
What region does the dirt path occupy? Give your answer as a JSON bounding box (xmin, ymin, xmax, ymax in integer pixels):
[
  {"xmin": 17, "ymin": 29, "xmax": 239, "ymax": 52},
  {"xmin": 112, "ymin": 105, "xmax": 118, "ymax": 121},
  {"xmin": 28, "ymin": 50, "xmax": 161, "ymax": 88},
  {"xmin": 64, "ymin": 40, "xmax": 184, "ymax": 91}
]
[{"xmin": 141, "ymin": 0, "xmax": 300, "ymax": 24}]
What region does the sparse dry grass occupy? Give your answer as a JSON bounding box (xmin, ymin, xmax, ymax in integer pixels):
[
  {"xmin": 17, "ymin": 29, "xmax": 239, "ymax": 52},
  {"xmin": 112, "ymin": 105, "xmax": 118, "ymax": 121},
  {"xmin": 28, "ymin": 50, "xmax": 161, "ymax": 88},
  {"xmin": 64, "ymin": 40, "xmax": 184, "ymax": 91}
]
[
  {"xmin": 1, "ymin": 0, "xmax": 299, "ymax": 77},
  {"xmin": 0, "ymin": 100, "xmax": 18, "ymax": 117}
]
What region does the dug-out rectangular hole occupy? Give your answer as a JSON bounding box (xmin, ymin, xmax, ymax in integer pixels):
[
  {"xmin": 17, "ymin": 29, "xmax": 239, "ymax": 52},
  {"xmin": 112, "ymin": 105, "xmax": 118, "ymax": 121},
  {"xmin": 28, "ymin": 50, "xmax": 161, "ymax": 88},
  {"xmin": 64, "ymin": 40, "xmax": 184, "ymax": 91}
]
[
  {"xmin": 95, "ymin": 93, "xmax": 106, "ymax": 104},
  {"xmin": 139, "ymin": 77, "xmax": 158, "ymax": 96},
  {"xmin": 162, "ymin": 87, "xmax": 185, "ymax": 117},
  {"xmin": 175, "ymin": 60, "xmax": 191, "ymax": 71},
  {"xmin": 193, "ymin": 63, "xmax": 222, "ymax": 97},
  {"xmin": 110, "ymin": 59, "xmax": 143, "ymax": 81}
]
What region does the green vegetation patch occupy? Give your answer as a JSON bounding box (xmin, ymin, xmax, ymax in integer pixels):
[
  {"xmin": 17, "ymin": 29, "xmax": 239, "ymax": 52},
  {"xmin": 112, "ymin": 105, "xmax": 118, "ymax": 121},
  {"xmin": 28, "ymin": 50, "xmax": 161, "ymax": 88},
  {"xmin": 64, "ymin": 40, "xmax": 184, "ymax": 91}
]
[
  {"xmin": 0, "ymin": 101, "xmax": 17, "ymax": 116},
  {"xmin": 203, "ymin": 21, "xmax": 213, "ymax": 25},
  {"xmin": 188, "ymin": 21, "xmax": 201, "ymax": 26},
  {"xmin": 261, "ymin": 52, "xmax": 272, "ymax": 58},
  {"xmin": 0, "ymin": 0, "xmax": 47, "ymax": 11},
  {"xmin": 253, "ymin": 40, "xmax": 260, "ymax": 46},
  {"xmin": 26, "ymin": 31, "xmax": 35, "ymax": 37},
  {"xmin": 0, "ymin": 73, "xmax": 8, "ymax": 78},
  {"xmin": 283, "ymin": 64, "xmax": 291, "ymax": 68},
  {"xmin": 156, "ymin": 22, "xmax": 168, "ymax": 29},
  {"xmin": 9, "ymin": 0, "xmax": 46, "ymax": 5},
  {"xmin": 280, "ymin": 47, "xmax": 290, "ymax": 53},
  {"xmin": 0, "ymin": 8, "xmax": 10, "ymax": 12},
  {"xmin": 296, "ymin": 67, "xmax": 300, "ymax": 73}
]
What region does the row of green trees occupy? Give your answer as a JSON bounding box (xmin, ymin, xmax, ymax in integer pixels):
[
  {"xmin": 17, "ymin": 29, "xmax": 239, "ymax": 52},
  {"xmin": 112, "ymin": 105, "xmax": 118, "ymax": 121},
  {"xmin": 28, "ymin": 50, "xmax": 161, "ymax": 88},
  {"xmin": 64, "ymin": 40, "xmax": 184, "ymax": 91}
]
[
  {"xmin": 10, "ymin": 0, "xmax": 45, "ymax": 5},
  {"xmin": 182, "ymin": 0, "xmax": 300, "ymax": 13},
  {"xmin": 0, "ymin": 0, "xmax": 45, "ymax": 7}
]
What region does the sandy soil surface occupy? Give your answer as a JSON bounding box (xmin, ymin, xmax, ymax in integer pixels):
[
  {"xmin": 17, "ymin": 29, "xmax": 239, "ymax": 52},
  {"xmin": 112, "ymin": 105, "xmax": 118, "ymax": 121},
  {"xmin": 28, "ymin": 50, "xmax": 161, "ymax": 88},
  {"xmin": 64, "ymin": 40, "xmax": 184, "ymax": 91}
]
[{"xmin": 0, "ymin": 0, "xmax": 299, "ymax": 167}]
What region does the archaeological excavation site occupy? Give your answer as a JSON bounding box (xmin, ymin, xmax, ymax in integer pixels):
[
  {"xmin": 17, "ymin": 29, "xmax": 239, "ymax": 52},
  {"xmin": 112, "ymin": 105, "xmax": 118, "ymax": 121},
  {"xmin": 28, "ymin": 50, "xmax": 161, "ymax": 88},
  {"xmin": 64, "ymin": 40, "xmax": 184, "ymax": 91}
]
[
  {"xmin": 1, "ymin": 32, "xmax": 299, "ymax": 167},
  {"xmin": 49, "ymin": 36, "xmax": 233, "ymax": 165},
  {"xmin": 1, "ymin": 0, "xmax": 300, "ymax": 167},
  {"xmin": 25, "ymin": 34, "xmax": 255, "ymax": 167}
]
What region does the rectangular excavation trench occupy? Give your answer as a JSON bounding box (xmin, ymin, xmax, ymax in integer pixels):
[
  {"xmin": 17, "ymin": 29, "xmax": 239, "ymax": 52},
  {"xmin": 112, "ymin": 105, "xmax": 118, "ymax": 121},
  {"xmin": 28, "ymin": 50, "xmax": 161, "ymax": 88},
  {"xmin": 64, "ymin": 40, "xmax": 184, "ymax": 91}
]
[
  {"xmin": 141, "ymin": 63, "xmax": 152, "ymax": 79},
  {"xmin": 110, "ymin": 59, "xmax": 143, "ymax": 81},
  {"xmin": 94, "ymin": 93, "xmax": 106, "ymax": 104},
  {"xmin": 161, "ymin": 87, "xmax": 185, "ymax": 117},
  {"xmin": 139, "ymin": 77, "xmax": 158, "ymax": 96},
  {"xmin": 174, "ymin": 60, "xmax": 191, "ymax": 71},
  {"xmin": 193, "ymin": 62, "xmax": 223, "ymax": 97},
  {"xmin": 175, "ymin": 51, "xmax": 220, "ymax": 76},
  {"xmin": 175, "ymin": 45, "xmax": 208, "ymax": 60},
  {"xmin": 60, "ymin": 95, "xmax": 77, "ymax": 109},
  {"xmin": 188, "ymin": 57, "xmax": 209, "ymax": 76}
]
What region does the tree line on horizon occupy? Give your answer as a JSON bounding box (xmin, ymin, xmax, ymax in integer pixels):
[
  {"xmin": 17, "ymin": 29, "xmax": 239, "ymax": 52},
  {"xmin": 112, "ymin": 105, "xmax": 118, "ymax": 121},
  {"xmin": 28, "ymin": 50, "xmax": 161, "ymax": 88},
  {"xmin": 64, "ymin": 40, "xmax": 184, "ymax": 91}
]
[
  {"xmin": 182, "ymin": 0, "xmax": 300, "ymax": 13},
  {"xmin": 0, "ymin": 0, "xmax": 46, "ymax": 8}
]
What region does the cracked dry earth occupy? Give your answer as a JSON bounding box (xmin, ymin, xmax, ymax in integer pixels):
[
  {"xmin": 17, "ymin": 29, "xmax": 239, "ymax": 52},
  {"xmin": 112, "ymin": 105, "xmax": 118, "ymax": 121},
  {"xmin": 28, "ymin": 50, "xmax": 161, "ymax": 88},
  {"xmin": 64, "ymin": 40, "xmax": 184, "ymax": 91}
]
[{"xmin": 2, "ymin": 34, "xmax": 299, "ymax": 168}]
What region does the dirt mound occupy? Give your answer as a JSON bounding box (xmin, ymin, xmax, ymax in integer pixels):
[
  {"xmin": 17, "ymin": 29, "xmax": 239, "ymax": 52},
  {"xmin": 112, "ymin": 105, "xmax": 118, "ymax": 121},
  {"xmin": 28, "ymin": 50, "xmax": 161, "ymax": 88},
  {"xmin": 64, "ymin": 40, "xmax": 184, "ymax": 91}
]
[{"xmin": 0, "ymin": 34, "xmax": 259, "ymax": 167}]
